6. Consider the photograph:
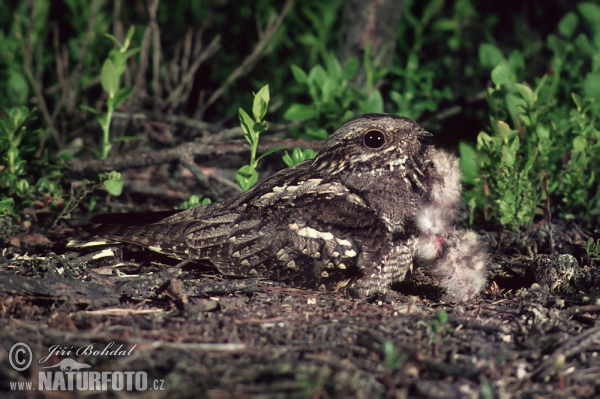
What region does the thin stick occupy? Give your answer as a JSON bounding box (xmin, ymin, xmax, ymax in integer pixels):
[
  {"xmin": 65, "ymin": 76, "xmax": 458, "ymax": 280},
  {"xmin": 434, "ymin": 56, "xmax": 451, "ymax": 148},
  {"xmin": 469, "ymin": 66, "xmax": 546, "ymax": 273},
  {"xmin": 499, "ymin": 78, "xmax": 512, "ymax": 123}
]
[{"xmin": 196, "ymin": 0, "xmax": 293, "ymax": 118}]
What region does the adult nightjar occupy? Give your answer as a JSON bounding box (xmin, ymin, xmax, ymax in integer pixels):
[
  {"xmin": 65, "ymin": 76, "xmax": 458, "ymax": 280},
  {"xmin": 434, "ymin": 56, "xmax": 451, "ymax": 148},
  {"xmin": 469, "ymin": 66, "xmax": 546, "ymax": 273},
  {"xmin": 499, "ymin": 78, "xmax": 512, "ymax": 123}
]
[{"xmin": 95, "ymin": 114, "xmax": 487, "ymax": 301}]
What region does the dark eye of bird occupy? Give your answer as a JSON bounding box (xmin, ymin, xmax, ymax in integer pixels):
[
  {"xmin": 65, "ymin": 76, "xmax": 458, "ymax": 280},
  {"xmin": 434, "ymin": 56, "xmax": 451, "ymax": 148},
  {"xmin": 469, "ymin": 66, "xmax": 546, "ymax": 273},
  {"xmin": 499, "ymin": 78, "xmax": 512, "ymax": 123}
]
[{"xmin": 363, "ymin": 130, "xmax": 385, "ymax": 149}]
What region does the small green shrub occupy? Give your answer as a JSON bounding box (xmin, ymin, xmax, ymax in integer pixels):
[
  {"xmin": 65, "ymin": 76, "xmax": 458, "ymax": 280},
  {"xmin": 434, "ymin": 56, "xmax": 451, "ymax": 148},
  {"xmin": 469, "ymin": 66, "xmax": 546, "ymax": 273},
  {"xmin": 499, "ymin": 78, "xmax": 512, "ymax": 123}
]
[
  {"xmin": 284, "ymin": 52, "xmax": 384, "ymax": 139},
  {"xmin": 461, "ymin": 3, "xmax": 600, "ymax": 230},
  {"xmin": 282, "ymin": 147, "xmax": 317, "ymax": 167},
  {"xmin": 175, "ymin": 194, "xmax": 212, "ymax": 210},
  {"xmin": 0, "ymin": 107, "xmax": 69, "ymax": 218}
]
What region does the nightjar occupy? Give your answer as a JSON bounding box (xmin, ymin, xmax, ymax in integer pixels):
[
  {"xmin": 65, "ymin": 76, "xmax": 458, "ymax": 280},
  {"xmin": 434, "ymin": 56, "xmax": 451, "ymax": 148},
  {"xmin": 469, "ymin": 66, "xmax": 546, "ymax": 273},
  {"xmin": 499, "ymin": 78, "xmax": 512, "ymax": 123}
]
[{"xmin": 94, "ymin": 114, "xmax": 487, "ymax": 300}]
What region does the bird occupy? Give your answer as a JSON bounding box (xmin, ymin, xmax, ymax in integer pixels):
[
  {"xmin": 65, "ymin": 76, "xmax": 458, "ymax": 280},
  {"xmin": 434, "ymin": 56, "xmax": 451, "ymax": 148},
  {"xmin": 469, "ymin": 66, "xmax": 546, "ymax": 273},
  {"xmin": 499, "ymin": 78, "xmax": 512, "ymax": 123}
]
[
  {"xmin": 93, "ymin": 114, "xmax": 487, "ymax": 300},
  {"xmin": 414, "ymin": 149, "xmax": 487, "ymax": 301}
]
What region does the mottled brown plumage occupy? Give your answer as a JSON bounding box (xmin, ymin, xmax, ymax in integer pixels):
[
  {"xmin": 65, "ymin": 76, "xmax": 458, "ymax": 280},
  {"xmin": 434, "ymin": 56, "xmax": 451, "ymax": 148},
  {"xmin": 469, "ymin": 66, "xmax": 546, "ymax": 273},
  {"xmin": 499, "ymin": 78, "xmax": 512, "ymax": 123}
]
[{"xmin": 97, "ymin": 114, "xmax": 487, "ymax": 299}]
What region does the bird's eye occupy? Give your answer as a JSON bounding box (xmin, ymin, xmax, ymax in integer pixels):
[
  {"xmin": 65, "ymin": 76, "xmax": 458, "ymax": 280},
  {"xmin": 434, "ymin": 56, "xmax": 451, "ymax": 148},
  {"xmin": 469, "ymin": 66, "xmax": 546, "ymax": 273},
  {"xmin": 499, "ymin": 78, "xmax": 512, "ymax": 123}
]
[{"xmin": 363, "ymin": 130, "xmax": 385, "ymax": 149}]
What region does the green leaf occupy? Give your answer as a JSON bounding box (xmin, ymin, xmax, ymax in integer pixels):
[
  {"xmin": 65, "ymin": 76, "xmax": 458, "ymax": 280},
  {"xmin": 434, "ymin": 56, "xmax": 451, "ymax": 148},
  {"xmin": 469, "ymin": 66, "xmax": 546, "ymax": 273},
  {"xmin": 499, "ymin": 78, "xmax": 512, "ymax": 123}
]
[
  {"xmin": 103, "ymin": 179, "xmax": 123, "ymax": 196},
  {"xmin": 98, "ymin": 114, "xmax": 109, "ymax": 130},
  {"xmin": 108, "ymin": 49, "xmax": 126, "ymax": 76},
  {"xmin": 558, "ymin": 12, "xmax": 579, "ymax": 38},
  {"xmin": 104, "ymin": 33, "xmax": 122, "ymax": 48},
  {"xmin": 111, "ymin": 135, "xmax": 145, "ymax": 143},
  {"xmin": 573, "ymin": 136, "xmax": 586, "ymax": 152},
  {"xmin": 515, "ymin": 83, "xmax": 533, "ymax": 104},
  {"xmin": 479, "ymin": 43, "xmax": 505, "ymax": 68},
  {"xmin": 459, "ymin": 141, "xmax": 480, "ymax": 185},
  {"xmin": 79, "ymin": 105, "xmax": 99, "ymax": 115},
  {"xmin": 101, "ymin": 59, "xmax": 119, "ymax": 97},
  {"xmin": 283, "ymin": 104, "xmax": 317, "ymax": 121},
  {"xmin": 491, "ymin": 63, "xmax": 510, "ymax": 86},
  {"xmin": 342, "ymin": 57, "xmax": 359, "ymax": 81},
  {"xmin": 572, "ymin": 92, "xmax": 585, "ymax": 110},
  {"xmin": 578, "ymin": 2, "xmax": 600, "ymax": 25},
  {"xmin": 253, "ymin": 121, "xmax": 268, "ymax": 135},
  {"xmin": 121, "ymin": 48, "xmax": 141, "ymax": 61},
  {"xmin": 124, "ymin": 25, "xmax": 135, "ymax": 50},
  {"xmin": 290, "ymin": 65, "xmax": 308, "ymax": 84},
  {"xmin": 113, "ymin": 86, "xmax": 135, "ymax": 108},
  {"xmin": 308, "ymin": 65, "xmax": 327, "ymax": 87},
  {"xmin": 533, "ymin": 74, "xmax": 548, "ymax": 102},
  {"xmin": 325, "ymin": 53, "xmax": 342, "ymax": 82},
  {"xmin": 494, "ymin": 121, "xmax": 513, "ymax": 142},
  {"xmin": 238, "ymin": 108, "xmax": 255, "ymax": 144},
  {"xmin": 256, "ymin": 145, "xmax": 287, "ymax": 162},
  {"xmin": 253, "ymin": 85, "xmax": 270, "ymax": 121},
  {"xmin": 236, "ymin": 165, "xmax": 258, "ymax": 190},
  {"xmin": 536, "ymin": 125, "xmax": 550, "ymax": 140},
  {"xmin": 363, "ymin": 89, "xmax": 384, "ymax": 113},
  {"xmin": 501, "ymin": 146, "xmax": 515, "ymax": 167},
  {"xmin": 583, "ymin": 72, "xmax": 600, "ymax": 101},
  {"xmin": 476, "ymin": 131, "xmax": 493, "ymax": 150},
  {"xmin": 0, "ymin": 198, "xmax": 15, "ymax": 216},
  {"xmin": 102, "ymin": 171, "xmax": 123, "ymax": 196}
]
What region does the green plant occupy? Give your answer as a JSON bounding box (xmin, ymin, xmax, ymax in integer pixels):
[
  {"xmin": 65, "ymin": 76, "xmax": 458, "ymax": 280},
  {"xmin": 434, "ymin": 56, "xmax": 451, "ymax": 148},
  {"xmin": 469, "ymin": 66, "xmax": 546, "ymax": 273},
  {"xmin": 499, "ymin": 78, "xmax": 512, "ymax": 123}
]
[
  {"xmin": 461, "ymin": 4, "xmax": 600, "ymax": 230},
  {"xmin": 584, "ymin": 237, "xmax": 600, "ymax": 261},
  {"xmin": 51, "ymin": 171, "xmax": 123, "ymax": 228},
  {"xmin": 390, "ymin": 0, "xmax": 456, "ymax": 120},
  {"xmin": 0, "ymin": 107, "xmax": 69, "ymax": 218},
  {"xmin": 284, "ymin": 52, "xmax": 384, "ymax": 139},
  {"xmin": 83, "ymin": 26, "xmax": 140, "ymax": 159},
  {"xmin": 175, "ymin": 194, "xmax": 212, "ymax": 210},
  {"xmin": 282, "ymin": 147, "xmax": 317, "ymax": 167},
  {"xmin": 237, "ymin": 85, "xmax": 285, "ymax": 190},
  {"xmin": 382, "ymin": 340, "xmax": 406, "ymax": 372}
]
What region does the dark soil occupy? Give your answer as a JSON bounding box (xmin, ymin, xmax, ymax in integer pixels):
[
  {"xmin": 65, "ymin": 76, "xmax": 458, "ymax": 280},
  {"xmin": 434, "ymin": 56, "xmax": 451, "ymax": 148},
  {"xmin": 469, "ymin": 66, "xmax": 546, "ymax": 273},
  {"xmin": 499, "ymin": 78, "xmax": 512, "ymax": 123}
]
[{"xmin": 1, "ymin": 170, "xmax": 600, "ymax": 399}]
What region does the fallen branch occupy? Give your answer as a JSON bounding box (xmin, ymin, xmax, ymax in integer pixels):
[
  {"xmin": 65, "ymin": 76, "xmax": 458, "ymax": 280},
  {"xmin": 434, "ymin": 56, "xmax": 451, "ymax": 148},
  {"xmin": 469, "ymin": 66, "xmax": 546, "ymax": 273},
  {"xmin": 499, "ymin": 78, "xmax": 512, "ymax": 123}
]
[{"xmin": 67, "ymin": 138, "xmax": 323, "ymax": 176}]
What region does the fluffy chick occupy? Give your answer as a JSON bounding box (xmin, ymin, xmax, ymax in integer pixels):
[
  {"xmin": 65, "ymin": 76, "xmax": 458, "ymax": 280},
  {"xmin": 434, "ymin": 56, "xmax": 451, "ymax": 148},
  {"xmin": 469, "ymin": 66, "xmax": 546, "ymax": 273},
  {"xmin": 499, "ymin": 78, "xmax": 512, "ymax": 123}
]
[{"xmin": 414, "ymin": 149, "xmax": 487, "ymax": 301}]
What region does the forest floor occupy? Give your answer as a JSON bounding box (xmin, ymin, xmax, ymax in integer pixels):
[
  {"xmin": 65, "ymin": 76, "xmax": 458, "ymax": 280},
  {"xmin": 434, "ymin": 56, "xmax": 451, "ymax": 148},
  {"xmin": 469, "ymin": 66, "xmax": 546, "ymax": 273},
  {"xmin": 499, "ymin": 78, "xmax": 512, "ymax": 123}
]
[{"xmin": 1, "ymin": 166, "xmax": 599, "ymax": 399}]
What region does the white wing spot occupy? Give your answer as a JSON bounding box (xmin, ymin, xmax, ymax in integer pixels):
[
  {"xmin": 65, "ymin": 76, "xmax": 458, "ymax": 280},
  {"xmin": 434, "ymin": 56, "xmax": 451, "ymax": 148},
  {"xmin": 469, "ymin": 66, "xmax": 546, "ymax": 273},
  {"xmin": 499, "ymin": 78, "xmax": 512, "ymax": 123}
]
[
  {"xmin": 287, "ymin": 260, "xmax": 298, "ymax": 269},
  {"xmin": 344, "ymin": 249, "xmax": 357, "ymax": 257},
  {"xmin": 276, "ymin": 248, "xmax": 289, "ymax": 261},
  {"xmin": 336, "ymin": 238, "xmax": 352, "ymax": 247},
  {"xmin": 296, "ymin": 226, "xmax": 334, "ymax": 240},
  {"xmin": 148, "ymin": 245, "xmax": 163, "ymax": 253}
]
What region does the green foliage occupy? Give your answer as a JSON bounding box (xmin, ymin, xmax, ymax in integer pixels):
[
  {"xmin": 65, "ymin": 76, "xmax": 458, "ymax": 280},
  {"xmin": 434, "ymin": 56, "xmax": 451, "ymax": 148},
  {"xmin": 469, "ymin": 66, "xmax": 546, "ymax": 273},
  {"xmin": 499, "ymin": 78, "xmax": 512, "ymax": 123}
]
[
  {"xmin": 175, "ymin": 194, "xmax": 212, "ymax": 210},
  {"xmin": 237, "ymin": 85, "xmax": 286, "ymax": 190},
  {"xmin": 391, "ymin": 0, "xmax": 456, "ymax": 120},
  {"xmin": 462, "ymin": 4, "xmax": 600, "ymax": 230},
  {"xmin": 282, "ymin": 148, "xmax": 317, "ymax": 167},
  {"xmin": 101, "ymin": 171, "xmax": 124, "ymax": 197},
  {"xmin": 90, "ymin": 26, "xmax": 140, "ymax": 159},
  {"xmin": 284, "ymin": 52, "xmax": 384, "ymax": 139},
  {"xmin": 51, "ymin": 171, "xmax": 122, "ymax": 227},
  {"xmin": 0, "ymin": 107, "xmax": 68, "ymax": 218},
  {"xmin": 584, "ymin": 237, "xmax": 600, "ymax": 261},
  {"xmin": 0, "ymin": 106, "xmax": 124, "ymax": 220},
  {"xmin": 382, "ymin": 341, "xmax": 406, "ymax": 371}
]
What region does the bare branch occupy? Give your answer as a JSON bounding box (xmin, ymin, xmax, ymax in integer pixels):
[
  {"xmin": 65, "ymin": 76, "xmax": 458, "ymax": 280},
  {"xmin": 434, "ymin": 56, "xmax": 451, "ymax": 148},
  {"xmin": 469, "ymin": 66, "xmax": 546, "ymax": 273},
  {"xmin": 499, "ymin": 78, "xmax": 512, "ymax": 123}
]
[
  {"xmin": 196, "ymin": 0, "xmax": 293, "ymax": 118},
  {"xmin": 68, "ymin": 138, "xmax": 323, "ymax": 176},
  {"xmin": 165, "ymin": 35, "xmax": 221, "ymax": 109}
]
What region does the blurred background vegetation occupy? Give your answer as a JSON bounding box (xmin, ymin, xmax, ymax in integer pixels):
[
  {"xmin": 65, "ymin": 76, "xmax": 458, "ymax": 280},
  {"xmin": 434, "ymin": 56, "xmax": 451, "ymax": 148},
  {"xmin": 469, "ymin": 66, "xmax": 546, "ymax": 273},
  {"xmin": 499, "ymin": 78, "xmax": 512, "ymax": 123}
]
[{"xmin": 0, "ymin": 0, "xmax": 598, "ymax": 235}]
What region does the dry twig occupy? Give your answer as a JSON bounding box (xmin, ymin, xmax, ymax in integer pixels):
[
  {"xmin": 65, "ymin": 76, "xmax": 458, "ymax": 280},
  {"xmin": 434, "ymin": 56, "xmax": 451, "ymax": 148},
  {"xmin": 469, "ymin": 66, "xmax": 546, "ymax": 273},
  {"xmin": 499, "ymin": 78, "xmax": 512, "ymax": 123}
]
[{"xmin": 196, "ymin": 0, "xmax": 293, "ymax": 118}]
